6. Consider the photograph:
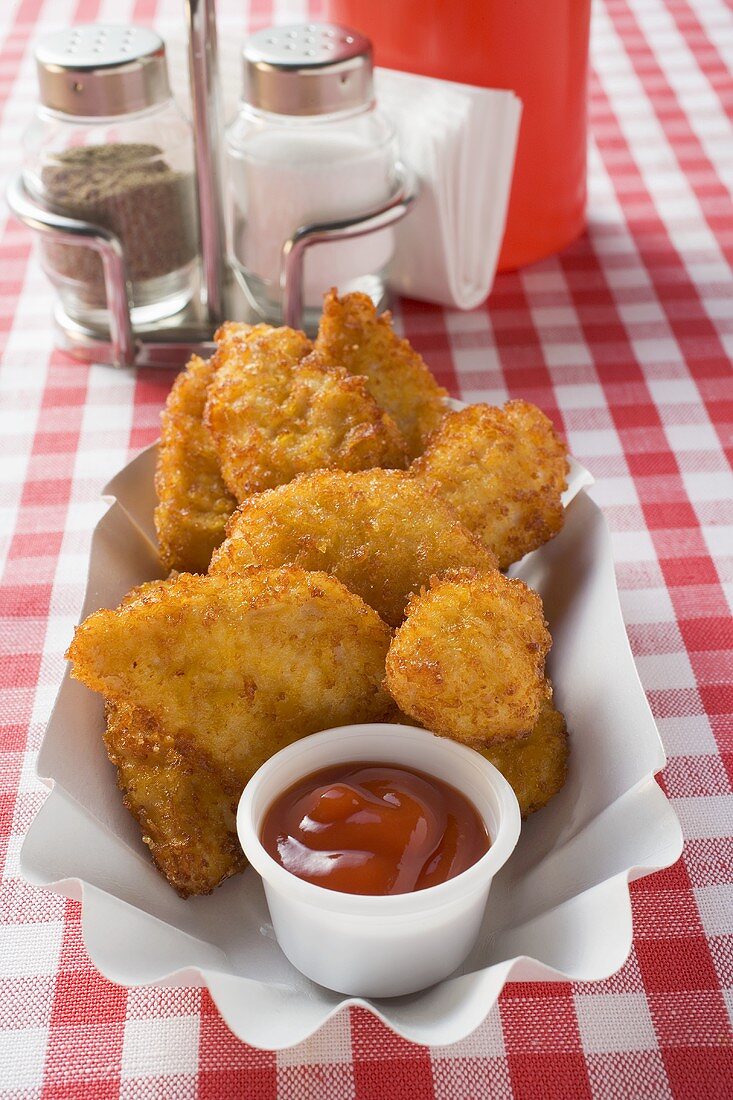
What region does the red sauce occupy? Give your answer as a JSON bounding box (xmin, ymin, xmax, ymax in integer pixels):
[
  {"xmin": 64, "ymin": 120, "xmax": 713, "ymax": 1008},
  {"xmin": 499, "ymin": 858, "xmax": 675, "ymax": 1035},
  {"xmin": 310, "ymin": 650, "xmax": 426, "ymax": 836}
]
[{"xmin": 260, "ymin": 762, "xmax": 490, "ymax": 896}]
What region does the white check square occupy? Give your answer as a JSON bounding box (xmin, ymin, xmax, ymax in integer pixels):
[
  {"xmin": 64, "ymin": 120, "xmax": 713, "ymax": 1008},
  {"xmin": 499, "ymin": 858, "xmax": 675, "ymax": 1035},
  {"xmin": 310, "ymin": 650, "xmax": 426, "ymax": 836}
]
[
  {"xmin": 0, "ymin": 1026, "xmax": 49, "ymax": 1091},
  {"xmin": 575, "ymin": 992, "xmax": 657, "ymax": 1053},
  {"xmin": 121, "ymin": 1015, "xmax": 200, "ymax": 1078}
]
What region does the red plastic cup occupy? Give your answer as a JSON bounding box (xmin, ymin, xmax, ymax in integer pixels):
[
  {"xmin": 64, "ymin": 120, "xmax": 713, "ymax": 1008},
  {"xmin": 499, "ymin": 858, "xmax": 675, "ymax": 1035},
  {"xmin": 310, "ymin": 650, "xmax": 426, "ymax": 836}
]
[{"xmin": 324, "ymin": 0, "xmax": 591, "ymax": 271}]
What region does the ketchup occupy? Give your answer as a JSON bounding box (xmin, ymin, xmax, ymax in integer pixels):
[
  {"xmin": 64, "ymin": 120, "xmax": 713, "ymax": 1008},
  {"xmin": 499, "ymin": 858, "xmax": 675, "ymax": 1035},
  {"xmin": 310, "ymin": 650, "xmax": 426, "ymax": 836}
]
[{"xmin": 260, "ymin": 762, "xmax": 490, "ymax": 896}]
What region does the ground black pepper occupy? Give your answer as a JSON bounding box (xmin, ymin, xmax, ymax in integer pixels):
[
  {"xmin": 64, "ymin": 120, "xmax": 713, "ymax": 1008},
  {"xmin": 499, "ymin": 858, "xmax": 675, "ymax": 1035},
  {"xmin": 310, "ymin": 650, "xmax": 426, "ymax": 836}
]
[{"xmin": 40, "ymin": 143, "xmax": 197, "ymax": 307}]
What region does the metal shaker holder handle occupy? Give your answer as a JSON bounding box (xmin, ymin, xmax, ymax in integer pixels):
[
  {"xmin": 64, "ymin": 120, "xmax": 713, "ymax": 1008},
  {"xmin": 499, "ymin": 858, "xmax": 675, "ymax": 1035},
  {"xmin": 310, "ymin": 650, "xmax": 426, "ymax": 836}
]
[
  {"xmin": 6, "ymin": 172, "xmax": 138, "ymax": 368},
  {"xmin": 280, "ymin": 161, "xmax": 418, "ymax": 330}
]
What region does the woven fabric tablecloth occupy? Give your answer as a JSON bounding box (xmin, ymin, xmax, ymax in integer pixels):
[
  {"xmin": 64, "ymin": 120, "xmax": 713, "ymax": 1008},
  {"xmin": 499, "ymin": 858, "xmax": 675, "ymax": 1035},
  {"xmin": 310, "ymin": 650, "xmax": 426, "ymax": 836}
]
[{"xmin": 1, "ymin": 0, "xmax": 731, "ymax": 1096}]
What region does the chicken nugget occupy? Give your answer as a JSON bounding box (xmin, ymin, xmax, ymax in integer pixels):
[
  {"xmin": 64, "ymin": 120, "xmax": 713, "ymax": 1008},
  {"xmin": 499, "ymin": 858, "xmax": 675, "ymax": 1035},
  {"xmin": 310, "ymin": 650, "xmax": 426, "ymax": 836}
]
[
  {"xmin": 211, "ymin": 468, "xmax": 497, "ymax": 627},
  {"xmin": 154, "ymin": 354, "xmax": 237, "ymax": 573},
  {"xmin": 316, "ymin": 289, "xmax": 448, "ymax": 459},
  {"xmin": 412, "ymin": 400, "xmax": 569, "ymax": 569},
  {"xmin": 478, "ymin": 695, "xmax": 569, "ymax": 816},
  {"xmin": 205, "ymin": 326, "xmax": 407, "ymax": 501},
  {"xmin": 67, "ymin": 568, "xmax": 393, "ymax": 788},
  {"xmin": 104, "ymin": 701, "xmax": 245, "ymax": 897},
  {"xmin": 213, "ymin": 320, "xmax": 273, "ymax": 351},
  {"xmin": 385, "ymin": 569, "xmax": 552, "ymax": 744}
]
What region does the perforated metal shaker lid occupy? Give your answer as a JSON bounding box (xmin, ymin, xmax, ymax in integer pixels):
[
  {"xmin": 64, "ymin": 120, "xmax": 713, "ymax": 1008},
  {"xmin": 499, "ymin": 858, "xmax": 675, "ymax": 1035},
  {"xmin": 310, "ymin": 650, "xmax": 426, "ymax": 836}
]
[
  {"xmin": 242, "ymin": 23, "xmax": 374, "ymax": 116},
  {"xmin": 35, "ymin": 24, "xmax": 171, "ymax": 117}
]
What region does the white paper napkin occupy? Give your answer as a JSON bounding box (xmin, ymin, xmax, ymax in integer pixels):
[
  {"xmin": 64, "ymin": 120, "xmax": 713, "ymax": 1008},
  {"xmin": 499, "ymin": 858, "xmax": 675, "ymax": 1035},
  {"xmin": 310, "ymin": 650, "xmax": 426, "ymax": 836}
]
[{"xmin": 375, "ymin": 69, "xmax": 522, "ymax": 310}]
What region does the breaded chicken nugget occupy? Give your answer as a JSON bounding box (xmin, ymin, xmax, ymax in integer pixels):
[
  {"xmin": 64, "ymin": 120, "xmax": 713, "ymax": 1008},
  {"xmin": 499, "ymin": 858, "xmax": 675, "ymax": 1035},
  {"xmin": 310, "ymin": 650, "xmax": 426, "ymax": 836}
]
[
  {"xmin": 67, "ymin": 569, "xmax": 393, "ymax": 786},
  {"xmin": 412, "ymin": 400, "xmax": 569, "ymax": 569},
  {"xmin": 478, "ymin": 695, "xmax": 569, "ymax": 816},
  {"xmin": 316, "ymin": 289, "xmax": 448, "ymax": 459},
  {"xmin": 205, "ymin": 326, "xmax": 407, "ymax": 501},
  {"xmin": 385, "ymin": 569, "xmax": 552, "ymax": 744},
  {"xmin": 104, "ymin": 701, "xmax": 245, "ymax": 897},
  {"xmin": 211, "ymin": 468, "xmax": 497, "ymax": 627},
  {"xmin": 154, "ymin": 354, "xmax": 237, "ymax": 573},
  {"xmin": 212, "ymin": 320, "xmax": 301, "ymax": 371}
]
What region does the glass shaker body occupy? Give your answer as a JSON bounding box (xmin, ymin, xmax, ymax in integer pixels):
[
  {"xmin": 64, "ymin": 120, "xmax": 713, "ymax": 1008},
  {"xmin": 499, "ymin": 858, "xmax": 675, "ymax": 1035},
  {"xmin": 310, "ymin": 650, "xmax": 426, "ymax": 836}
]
[
  {"xmin": 22, "ymin": 98, "xmax": 199, "ymax": 328},
  {"xmin": 225, "ymin": 100, "xmax": 398, "ymax": 327}
]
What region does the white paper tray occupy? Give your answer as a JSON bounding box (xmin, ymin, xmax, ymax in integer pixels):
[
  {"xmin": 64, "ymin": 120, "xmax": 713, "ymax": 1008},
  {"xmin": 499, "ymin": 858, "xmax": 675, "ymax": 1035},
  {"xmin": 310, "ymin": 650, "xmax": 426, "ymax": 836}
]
[{"xmin": 21, "ymin": 435, "xmax": 682, "ymax": 1049}]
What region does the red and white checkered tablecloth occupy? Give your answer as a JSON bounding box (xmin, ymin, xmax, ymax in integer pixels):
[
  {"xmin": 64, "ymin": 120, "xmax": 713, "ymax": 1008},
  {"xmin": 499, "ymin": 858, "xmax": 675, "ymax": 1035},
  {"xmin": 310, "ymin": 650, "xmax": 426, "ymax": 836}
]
[{"xmin": 1, "ymin": 0, "xmax": 731, "ymax": 1095}]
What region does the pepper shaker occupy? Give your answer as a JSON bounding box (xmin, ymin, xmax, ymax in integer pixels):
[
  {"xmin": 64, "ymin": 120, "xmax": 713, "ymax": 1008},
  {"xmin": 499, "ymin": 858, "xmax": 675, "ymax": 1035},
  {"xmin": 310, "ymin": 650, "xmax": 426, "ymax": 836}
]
[{"xmin": 22, "ymin": 24, "xmax": 200, "ymax": 329}]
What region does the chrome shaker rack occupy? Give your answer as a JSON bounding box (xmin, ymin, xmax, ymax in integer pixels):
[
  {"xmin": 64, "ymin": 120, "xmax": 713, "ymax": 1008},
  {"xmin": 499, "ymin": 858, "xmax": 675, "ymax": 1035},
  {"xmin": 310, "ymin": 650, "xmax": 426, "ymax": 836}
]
[
  {"xmin": 7, "ymin": 166, "xmax": 417, "ymax": 368},
  {"xmin": 7, "ymin": 0, "xmax": 418, "ymax": 369}
]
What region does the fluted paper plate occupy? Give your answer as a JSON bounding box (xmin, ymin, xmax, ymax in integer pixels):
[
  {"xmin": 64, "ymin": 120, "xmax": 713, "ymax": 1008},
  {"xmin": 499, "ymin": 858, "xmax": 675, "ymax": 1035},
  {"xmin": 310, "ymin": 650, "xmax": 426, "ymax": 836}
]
[{"xmin": 21, "ymin": 409, "xmax": 682, "ymax": 1049}]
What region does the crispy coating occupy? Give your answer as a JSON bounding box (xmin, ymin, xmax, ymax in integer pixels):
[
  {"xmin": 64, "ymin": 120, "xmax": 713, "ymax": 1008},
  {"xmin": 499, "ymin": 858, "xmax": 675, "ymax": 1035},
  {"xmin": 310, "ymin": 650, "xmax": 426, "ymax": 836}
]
[
  {"xmin": 67, "ymin": 569, "xmax": 394, "ymax": 793},
  {"xmin": 412, "ymin": 400, "xmax": 569, "ymax": 569},
  {"xmin": 210, "ymin": 468, "xmax": 498, "ymax": 627},
  {"xmin": 478, "ymin": 695, "xmax": 569, "ymax": 816},
  {"xmin": 213, "ymin": 320, "xmax": 274, "ymax": 352},
  {"xmin": 385, "ymin": 569, "xmax": 552, "ymax": 744},
  {"xmin": 104, "ymin": 701, "xmax": 245, "ymax": 897},
  {"xmin": 204, "ymin": 325, "xmax": 407, "ymax": 501},
  {"xmin": 315, "ymin": 289, "xmax": 448, "ymax": 460},
  {"xmin": 154, "ymin": 354, "xmax": 237, "ymax": 573}
]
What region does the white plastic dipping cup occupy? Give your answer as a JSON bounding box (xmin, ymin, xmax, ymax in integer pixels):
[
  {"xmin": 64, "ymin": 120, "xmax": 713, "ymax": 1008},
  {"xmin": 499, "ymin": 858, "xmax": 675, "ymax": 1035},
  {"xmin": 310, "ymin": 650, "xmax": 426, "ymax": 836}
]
[{"xmin": 237, "ymin": 724, "xmax": 522, "ymax": 998}]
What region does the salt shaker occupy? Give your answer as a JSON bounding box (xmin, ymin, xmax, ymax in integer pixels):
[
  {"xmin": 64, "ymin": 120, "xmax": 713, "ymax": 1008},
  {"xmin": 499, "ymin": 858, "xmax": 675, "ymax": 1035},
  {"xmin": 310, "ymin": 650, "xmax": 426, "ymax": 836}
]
[
  {"xmin": 22, "ymin": 25, "xmax": 199, "ymax": 329},
  {"xmin": 225, "ymin": 23, "xmax": 398, "ymax": 327}
]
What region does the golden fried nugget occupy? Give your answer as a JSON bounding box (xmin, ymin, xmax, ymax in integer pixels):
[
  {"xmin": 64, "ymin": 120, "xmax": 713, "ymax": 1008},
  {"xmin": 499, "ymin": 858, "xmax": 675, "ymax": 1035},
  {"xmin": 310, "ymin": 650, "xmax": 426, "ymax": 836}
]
[
  {"xmin": 104, "ymin": 701, "xmax": 245, "ymax": 897},
  {"xmin": 385, "ymin": 569, "xmax": 552, "ymax": 744},
  {"xmin": 67, "ymin": 568, "xmax": 393, "ymax": 786},
  {"xmin": 315, "ymin": 289, "xmax": 448, "ymax": 459},
  {"xmin": 211, "ymin": 468, "xmax": 497, "ymax": 627},
  {"xmin": 213, "ymin": 320, "xmax": 273, "ymax": 351},
  {"xmin": 478, "ymin": 695, "xmax": 569, "ymax": 816},
  {"xmin": 117, "ymin": 578, "xmax": 169, "ymax": 608},
  {"xmin": 205, "ymin": 326, "xmax": 407, "ymax": 501},
  {"xmin": 154, "ymin": 354, "xmax": 237, "ymax": 573},
  {"xmin": 412, "ymin": 400, "xmax": 569, "ymax": 569}
]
